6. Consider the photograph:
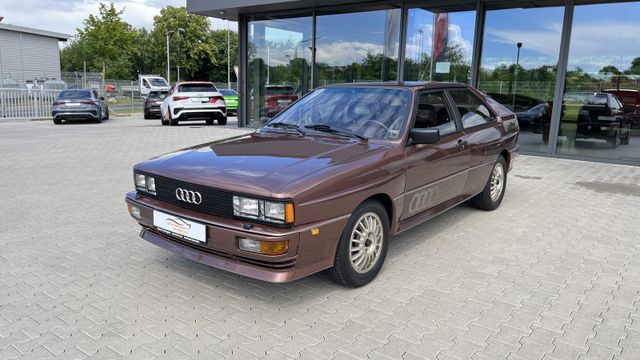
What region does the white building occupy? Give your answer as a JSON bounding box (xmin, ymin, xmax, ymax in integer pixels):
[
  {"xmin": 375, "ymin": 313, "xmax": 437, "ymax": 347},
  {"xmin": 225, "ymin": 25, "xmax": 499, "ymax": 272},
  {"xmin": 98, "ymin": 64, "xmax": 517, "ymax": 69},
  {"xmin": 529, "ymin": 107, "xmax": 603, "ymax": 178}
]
[{"xmin": 0, "ymin": 20, "xmax": 69, "ymax": 87}]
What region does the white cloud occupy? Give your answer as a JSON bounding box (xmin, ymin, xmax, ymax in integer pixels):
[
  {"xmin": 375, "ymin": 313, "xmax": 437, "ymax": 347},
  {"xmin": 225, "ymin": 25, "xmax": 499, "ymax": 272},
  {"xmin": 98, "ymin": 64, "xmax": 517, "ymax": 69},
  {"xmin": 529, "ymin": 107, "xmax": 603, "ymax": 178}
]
[
  {"xmin": 1, "ymin": 0, "xmax": 237, "ymax": 38},
  {"xmin": 316, "ymin": 41, "xmax": 383, "ymax": 66}
]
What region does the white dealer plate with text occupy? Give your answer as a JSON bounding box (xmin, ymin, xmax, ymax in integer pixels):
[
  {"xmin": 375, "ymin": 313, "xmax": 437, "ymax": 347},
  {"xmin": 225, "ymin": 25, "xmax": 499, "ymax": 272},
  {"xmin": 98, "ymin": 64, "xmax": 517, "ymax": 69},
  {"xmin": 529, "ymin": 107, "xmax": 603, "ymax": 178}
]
[{"xmin": 153, "ymin": 210, "xmax": 206, "ymax": 244}]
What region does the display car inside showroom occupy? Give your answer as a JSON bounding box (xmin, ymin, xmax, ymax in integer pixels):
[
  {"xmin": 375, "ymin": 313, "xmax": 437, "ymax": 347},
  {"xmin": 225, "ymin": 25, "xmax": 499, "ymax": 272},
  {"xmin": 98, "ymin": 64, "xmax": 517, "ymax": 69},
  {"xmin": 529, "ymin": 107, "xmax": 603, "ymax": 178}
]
[{"xmin": 187, "ymin": 0, "xmax": 640, "ymax": 166}]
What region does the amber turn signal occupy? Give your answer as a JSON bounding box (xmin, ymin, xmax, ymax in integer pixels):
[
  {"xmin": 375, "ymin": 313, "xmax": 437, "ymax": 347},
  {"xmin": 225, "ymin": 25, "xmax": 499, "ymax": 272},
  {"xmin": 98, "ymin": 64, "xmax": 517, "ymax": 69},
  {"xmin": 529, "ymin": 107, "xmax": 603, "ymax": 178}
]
[
  {"xmin": 285, "ymin": 203, "xmax": 295, "ymax": 224},
  {"xmin": 261, "ymin": 240, "xmax": 289, "ymax": 255}
]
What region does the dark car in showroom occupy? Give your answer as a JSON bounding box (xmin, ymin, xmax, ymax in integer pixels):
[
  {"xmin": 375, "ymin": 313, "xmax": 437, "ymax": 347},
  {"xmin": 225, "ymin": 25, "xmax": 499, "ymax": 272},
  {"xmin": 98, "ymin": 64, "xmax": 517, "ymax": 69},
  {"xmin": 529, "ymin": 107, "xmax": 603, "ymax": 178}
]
[
  {"xmin": 143, "ymin": 90, "xmax": 168, "ymax": 119},
  {"xmin": 51, "ymin": 89, "xmax": 109, "ymax": 124},
  {"xmin": 126, "ymin": 82, "xmax": 519, "ymax": 286},
  {"xmin": 603, "ymin": 88, "xmax": 640, "ymax": 128},
  {"xmin": 576, "ymin": 92, "xmax": 632, "ymax": 147},
  {"xmin": 516, "ymin": 103, "xmax": 547, "ymax": 132}
]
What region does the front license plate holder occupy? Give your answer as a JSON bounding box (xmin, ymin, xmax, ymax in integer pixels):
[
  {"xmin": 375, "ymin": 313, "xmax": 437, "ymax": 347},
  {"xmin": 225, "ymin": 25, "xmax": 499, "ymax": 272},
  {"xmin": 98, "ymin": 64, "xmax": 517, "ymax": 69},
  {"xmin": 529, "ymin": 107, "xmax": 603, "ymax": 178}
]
[{"xmin": 153, "ymin": 210, "xmax": 206, "ymax": 244}]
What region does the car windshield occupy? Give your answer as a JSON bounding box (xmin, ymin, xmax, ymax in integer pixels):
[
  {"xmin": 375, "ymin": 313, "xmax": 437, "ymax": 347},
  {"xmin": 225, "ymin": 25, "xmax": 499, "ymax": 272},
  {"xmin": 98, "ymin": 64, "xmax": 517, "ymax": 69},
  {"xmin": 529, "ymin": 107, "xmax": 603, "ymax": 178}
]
[
  {"xmin": 219, "ymin": 89, "xmax": 237, "ymax": 96},
  {"xmin": 148, "ymin": 91, "xmax": 167, "ymax": 99},
  {"xmin": 149, "ymin": 78, "xmax": 168, "ymax": 87},
  {"xmin": 267, "ymin": 86, "xmax": 294, "ymax": 95},
  {"xmin": 58, "ymin": 90, "xmax": 92, "ymax": 100},
  {"xmin": 587, "ymin": 94, "xmax": 608, "ymax": 105},
  {"xmin": 179, "ymin": 83, "xmax": 217, "ymax": 92},
  {"xmin": 266, "ymin": 87, "xmax": 411, "ymax": 140}
]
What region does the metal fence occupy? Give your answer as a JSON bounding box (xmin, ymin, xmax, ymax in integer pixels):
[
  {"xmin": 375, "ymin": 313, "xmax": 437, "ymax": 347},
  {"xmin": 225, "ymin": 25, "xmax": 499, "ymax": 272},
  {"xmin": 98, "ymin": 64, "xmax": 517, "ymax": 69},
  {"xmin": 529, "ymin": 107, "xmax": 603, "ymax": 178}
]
[{"xmin": 0, "ymin": 88, "xmax": 61, "ymax": 119}]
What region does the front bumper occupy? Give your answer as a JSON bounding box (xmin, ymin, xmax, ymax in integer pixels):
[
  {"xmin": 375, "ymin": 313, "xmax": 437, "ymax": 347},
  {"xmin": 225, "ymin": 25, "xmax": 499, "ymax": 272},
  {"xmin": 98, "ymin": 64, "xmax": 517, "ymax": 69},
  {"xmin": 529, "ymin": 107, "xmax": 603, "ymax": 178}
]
[{"xmin": 125, "ymin": 192, "xmax": 348, "ymax": 282}]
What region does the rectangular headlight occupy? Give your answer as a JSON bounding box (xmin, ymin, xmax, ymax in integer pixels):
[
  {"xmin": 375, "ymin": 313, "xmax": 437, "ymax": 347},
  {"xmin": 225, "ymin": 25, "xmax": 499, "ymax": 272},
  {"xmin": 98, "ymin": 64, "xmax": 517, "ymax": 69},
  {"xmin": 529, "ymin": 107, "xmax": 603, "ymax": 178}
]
[
  {"xmin": 233, "ymin": 196, "xmax": 259, "ymax": 218},
  {"xmin": 135, "ymin": 173, "xmax": 146, "ymax": 191},
  {"xmin": 233, "ymin": 196, "xmax": 294, "ymax": 224},
  {"xmin": 134, "ymin": 172, "xmax": 156, "ymax": 194}
]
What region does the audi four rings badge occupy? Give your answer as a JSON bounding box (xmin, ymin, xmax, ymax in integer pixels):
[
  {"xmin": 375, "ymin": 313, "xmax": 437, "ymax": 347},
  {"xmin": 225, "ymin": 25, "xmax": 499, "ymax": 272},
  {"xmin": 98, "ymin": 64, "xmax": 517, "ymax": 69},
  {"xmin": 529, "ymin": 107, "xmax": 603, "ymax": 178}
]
[{"xmin": 175, "ymin": 188, "xmax": 202, "ymax": 204}]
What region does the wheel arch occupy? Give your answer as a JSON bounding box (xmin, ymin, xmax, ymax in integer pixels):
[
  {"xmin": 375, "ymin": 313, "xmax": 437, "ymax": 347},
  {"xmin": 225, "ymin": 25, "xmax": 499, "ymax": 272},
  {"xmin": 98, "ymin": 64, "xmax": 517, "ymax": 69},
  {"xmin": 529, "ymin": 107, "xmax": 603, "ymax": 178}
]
[{"xmin": 362, "ymin": 193, "xmax": 394, "ymax": 226}]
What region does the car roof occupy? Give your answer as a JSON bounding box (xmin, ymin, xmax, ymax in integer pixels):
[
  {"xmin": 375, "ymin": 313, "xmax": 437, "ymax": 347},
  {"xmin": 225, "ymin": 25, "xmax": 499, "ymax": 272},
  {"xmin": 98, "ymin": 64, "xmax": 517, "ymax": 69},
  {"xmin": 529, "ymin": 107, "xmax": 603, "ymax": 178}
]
[
  {"xmin": 324, "ymin": 81, "xmax": 470, "ymax": 91},
  {"xmin": 177, "ymin": 81, "xmax": 215, "ymax": 85}
]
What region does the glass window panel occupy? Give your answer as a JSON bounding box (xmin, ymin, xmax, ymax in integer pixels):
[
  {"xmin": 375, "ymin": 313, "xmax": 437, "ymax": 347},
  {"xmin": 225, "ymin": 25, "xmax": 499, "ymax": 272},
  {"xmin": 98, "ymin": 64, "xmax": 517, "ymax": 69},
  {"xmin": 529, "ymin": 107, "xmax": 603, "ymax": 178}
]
[
  {"xmin": 449, "ymin": 89, "xmax": 493, "ymax": 129},
  {"xmin": 248, "ymin": 16, "xmax": 312, "ymax": 127},
  {"xmin": 404, "ymin": 9, "xmax": 476, "ymax": 83},
  {"xmin": 315, "ymin": 9, "xmax": 401, "ymax": 86},
  {"xmin": 414, "ymin": 92, "xmax": 457, "ymax": 136},
  {"xmin": 557, "ymin": 2, "xmax": 640, "ymax": 162},
  {"xmin": 478, "ymin": 6, "xmax": 564, "ymax": 153}
]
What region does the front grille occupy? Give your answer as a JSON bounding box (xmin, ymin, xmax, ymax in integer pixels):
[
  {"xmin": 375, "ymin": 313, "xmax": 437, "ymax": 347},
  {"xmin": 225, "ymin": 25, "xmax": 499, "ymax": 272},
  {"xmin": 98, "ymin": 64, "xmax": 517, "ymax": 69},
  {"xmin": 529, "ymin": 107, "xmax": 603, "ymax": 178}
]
[{"xmin": 143, "ymin": 173, "xmax": 234, "ymax": 218}]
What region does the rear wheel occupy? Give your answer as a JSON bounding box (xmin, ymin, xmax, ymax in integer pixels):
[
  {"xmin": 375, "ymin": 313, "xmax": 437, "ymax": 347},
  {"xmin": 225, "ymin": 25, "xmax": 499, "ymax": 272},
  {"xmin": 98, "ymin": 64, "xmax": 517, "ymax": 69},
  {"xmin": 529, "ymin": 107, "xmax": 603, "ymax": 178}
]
[
  {"xmin": 169, "ymin": 108, "xmax": 178, "ymax": 126},
  {"xmin": 144, "ymin": 111, "xmax": 150, "ymax": 120},
  {"xmin": 328, "ymin": 200, "xmax": 389, "ymax": 287},
  {"xmin": 471, "ymin": 156, "xmax": 507, "ymax": 211},
  {"xmin": 620, "ymin": 127, "xmax": 631, "ymax": 145},
  {"xmin": 53, "ymin": 118, "xmax": 62, "ymax": 125},
  {"xmin": 217, "ymin": 115, "xmax": 228, "ymax": 125},
  {"xmin": 95, "ymin": 111, "xmax": 103, "ymax": 123},
  {"xmin": 205, "ymin": 118, "xmax": 215, "ymax": 126},
  {"xmin": 104, "ymin": 107, "xmax": 110, "ymax": 120}
]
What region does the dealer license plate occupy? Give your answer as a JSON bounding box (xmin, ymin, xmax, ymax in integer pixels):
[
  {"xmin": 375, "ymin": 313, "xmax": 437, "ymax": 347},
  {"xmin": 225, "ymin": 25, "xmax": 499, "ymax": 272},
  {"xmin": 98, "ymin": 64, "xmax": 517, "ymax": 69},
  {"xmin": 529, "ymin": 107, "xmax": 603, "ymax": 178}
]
[
  {"xmin": 153, "ymin": 210, "xmax": 206, "ymax": 244},
  {"xmin": 277, "ymin": 99, "xmax": 291, "ymax": 104},
  {"xmin": 191, "ymin": 97, "xmax": 209, "ymax": 102}
]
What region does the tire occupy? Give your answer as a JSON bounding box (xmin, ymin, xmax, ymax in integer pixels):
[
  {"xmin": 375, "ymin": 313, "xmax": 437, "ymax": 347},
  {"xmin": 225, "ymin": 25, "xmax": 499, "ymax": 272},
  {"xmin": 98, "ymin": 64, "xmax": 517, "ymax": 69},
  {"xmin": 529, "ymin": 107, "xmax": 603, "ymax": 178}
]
[
  {"xmin": 607, "ymin": 130, "xmax": 620, "ymax": 148},
  {"xmin": 168, "ymin": 108, "xmax": 178, "ymax": 126},
  {"xmin": 104, "ymin": 108, "xmax": 110, "ymax": 120},
  {"xmin": 205, "ymin": 118, "xmax": 215, "ymax": 126},
  {"xmin": 620, "ymin": 128, "xmax": 631, "ymax": 145},
  {"xmin": 95, "ymin": 111, "xmax": 103, "ymax": 123},
  {"xmin": 160, "ymin": 109, "xmax": 168, "ymax": 125},
  {"xmin": 53, "ymin": 118, "xmax": 62, "ymax": 125},
  {"xmin": 471, "ymin": 156, "xmax": 507, "ymax": 211},
  {"xmin": 328, "ymin": 200, "xmax": 389, "ymax": 287},
  {"xmin": 217, "ymin": 115, "xmax": 228, "ymax": 125},
  {"xmin": 144, "ymin": 112, "xmax": 150, "ymax": 119}
]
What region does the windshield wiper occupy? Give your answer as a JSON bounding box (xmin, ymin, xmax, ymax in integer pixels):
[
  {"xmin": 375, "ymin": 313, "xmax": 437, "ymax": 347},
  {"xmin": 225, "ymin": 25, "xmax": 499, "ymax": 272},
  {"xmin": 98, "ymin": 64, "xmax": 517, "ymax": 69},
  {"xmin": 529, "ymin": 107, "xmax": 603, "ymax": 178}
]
[
  {"xmin": 265, "ymin": 122, "xmax": 306, "ymax": 136},
  {"xmin": 304, "ymin": 124, "xmax": 368, "ymax": 141}
]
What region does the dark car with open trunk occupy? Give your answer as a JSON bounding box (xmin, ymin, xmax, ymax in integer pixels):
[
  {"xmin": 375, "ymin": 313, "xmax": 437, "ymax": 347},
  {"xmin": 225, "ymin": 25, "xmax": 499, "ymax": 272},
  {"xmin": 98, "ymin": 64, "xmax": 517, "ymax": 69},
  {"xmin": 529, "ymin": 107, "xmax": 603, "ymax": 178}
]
[{"xmin": 126, "ymin": 82, "xmax": 519, "ymax": 286}]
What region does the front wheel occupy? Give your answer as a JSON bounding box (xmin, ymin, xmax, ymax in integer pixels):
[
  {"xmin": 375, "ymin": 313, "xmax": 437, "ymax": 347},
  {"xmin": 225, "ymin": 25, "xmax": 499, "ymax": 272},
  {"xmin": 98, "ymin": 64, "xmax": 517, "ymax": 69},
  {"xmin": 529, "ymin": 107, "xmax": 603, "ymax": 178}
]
[
  {"xmin": 328, "ymin": 200, "xmax": 389, "ymax": 287},
  {"xmin": 471, "ymin": 156, "xmax": 507, "ymax": 211}
]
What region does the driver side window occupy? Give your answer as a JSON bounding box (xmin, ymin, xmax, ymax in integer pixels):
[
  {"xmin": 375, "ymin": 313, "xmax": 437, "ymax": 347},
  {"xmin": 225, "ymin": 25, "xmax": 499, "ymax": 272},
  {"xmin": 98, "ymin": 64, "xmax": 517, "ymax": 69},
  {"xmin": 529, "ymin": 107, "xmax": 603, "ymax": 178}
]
[{"xmin": 414, "ymin": 92, "xmax": 457, "ymax": 137}]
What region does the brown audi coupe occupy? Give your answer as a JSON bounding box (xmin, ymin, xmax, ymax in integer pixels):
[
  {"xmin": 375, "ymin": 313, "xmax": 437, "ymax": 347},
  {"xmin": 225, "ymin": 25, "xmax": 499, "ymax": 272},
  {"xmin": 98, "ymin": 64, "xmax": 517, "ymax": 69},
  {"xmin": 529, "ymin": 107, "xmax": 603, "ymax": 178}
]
[{"xmin": 126, "ymin": 82, "xmax": 519, "ymax": 287}]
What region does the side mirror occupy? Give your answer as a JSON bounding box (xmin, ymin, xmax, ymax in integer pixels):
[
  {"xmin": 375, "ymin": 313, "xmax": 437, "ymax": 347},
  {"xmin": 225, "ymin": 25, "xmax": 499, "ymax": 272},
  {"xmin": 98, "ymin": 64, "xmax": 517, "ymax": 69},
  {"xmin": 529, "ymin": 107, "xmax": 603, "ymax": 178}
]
[{"xmin": 411, "ymin": 128, "xmax": 440, "ymax": 145}]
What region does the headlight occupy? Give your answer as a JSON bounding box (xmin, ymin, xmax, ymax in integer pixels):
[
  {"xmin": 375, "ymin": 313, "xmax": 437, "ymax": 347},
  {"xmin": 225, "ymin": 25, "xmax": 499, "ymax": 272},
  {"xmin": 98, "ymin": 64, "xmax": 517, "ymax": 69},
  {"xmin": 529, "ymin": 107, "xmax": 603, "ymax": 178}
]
[
  {"xmin": 233, "ymin": 196, "xmax": 294, "ymax": 224},
  {"xmin": 134, "ymin": 172, "xmax": 156, "ymax": 195}
]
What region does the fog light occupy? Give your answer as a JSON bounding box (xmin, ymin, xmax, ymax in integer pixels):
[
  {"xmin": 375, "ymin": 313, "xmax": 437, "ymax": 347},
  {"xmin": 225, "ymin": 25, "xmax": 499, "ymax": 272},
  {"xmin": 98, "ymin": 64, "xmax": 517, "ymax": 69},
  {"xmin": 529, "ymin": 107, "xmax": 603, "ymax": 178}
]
[
  {"xmin": 238, "ymin": 238, "xmax": 289, "ymax": 255},
  {"xmin": 128, "ymin": 204, "xmax": 141, "ymax": 219},
  {"xmin": 238, "ymin": 238, "xmax": 261, "ymax": 253}
]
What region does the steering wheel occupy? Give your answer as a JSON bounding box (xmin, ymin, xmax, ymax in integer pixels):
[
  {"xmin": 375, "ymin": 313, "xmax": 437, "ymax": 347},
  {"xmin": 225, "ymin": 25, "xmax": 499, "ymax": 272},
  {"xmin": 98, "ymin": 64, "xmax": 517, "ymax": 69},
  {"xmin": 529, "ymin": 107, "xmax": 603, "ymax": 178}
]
[{"xmin": 363, "ymin": 120, "xmax": 390, "ymax": 132}]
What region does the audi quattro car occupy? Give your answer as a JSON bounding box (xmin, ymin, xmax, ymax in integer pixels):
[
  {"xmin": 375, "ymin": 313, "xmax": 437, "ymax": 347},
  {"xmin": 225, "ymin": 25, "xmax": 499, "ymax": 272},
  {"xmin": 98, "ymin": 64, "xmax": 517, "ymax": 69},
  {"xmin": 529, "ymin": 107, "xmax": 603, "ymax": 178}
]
[{"xmin": 126, "ymin": 82, "xmax": 519, "ymax": 287}]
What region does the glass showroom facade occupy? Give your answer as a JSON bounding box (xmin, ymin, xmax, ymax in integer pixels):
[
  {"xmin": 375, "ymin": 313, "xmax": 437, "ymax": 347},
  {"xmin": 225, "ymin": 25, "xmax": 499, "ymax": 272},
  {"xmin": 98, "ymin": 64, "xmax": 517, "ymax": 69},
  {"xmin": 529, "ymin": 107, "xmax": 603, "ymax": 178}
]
[{"xmin": 233, "ymin": 0, "xmax": 640, "ymax": 165}]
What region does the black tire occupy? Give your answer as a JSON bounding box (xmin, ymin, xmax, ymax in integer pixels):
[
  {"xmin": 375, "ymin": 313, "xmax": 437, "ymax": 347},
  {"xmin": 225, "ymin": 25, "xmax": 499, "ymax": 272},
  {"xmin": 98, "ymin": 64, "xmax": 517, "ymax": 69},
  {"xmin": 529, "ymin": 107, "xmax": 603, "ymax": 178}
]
[
  {"xmin": 471, "ymin": 156, "xmax": 507, "ymax": 211},
  {"xmin": 328, "ymin": 200, "xmax": 389, "ymax": 287},
  {"xmin": 95, "ymin": 111, "xmax": 103, "ymax": 123},
  {"xmin": 217, "ymin": 115, "xmax": 228, "ymax": 125},
  {"xmin": 53, "ymin": 118, "xmax": 62, "ymax": 125},
  {"xmin": 144, "ymin": 111, "xmax": 150, "ymax": 119},
  {"xmin": 205, "ymin": 118, "xmax": 215, "ymax": 126},
  {"xmin": 607, "ymin": 130, "xmax": 620, "ymax": 148},
  {"xmin": 104, "ymin": 107, "xmax": 110, "ymax": 120},
  {"xmin": 169, "ymin": 109, "xmax": 178, "ymax": 126},
  {"xmin": 620, "ymin": 128, "xmax": 631, "ymax": 145}
]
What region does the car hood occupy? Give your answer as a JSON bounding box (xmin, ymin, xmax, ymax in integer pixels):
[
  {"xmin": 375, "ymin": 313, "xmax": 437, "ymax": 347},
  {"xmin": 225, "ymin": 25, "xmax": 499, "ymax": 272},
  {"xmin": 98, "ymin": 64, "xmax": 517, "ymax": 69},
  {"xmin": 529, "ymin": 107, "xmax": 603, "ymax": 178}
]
[{"xmin": 135, "ymin": 131, "xmax": 385, "ymax": 198}]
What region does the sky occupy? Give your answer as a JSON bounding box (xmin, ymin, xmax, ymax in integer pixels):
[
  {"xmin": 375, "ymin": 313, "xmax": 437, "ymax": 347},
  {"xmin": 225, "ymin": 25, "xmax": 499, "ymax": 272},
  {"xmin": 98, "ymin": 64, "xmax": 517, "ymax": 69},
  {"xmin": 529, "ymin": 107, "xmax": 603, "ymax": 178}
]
[{"xmin": 0, "ymin": 0, "xmax": 237, "ymax": 36}]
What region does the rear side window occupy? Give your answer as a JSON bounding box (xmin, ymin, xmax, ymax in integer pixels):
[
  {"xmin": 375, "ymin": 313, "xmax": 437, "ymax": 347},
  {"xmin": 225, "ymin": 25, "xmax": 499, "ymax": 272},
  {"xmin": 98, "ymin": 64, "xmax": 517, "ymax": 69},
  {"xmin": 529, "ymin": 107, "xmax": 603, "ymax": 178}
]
[
  {"xmin": 448, "ymin": 89, "xmax": 493, "ymax": 129},
  {"xmin": 178, "ymin": 83, "xmax": 218, "ymax": 92},
  {"xmin": 58, "ymin": 90, "xmax": 92, "ymax": 99},
  {"xmin": 414, "ymin": 92, "xmax": 457, "ymax": 136}
]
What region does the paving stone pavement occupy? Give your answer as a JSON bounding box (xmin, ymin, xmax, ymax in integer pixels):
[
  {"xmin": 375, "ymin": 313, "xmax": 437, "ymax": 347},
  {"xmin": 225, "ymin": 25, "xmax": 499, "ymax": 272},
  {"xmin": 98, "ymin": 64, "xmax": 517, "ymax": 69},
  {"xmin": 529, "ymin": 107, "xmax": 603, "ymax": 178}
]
[{"xmin": 1, "ymin": 115, "xmax": 639, "ymax": 360}]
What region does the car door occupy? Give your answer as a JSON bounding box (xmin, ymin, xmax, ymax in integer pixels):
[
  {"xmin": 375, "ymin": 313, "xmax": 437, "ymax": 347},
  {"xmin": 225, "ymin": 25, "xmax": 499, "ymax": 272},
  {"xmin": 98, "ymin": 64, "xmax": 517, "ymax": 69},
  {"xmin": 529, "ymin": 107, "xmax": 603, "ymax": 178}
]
[
  {"xmin": 447, "ymin": 88, "xmax": 503, "ymax": 198},
  {"xmin": 401, "ymin": 90, "xmax": 470, "ymax": 221}
]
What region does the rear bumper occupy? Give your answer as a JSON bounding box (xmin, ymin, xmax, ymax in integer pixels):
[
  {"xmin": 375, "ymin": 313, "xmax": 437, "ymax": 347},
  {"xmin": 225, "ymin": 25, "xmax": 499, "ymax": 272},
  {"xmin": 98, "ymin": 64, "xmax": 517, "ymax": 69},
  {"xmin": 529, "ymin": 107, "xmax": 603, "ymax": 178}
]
[
  {"xmin": 125, "ymin": 192, "xmax": 348, "ymax": 283},
  {"xmin": 173, "ymin": 106, "xmax": 226, "ymax": 120},
  {"xmin": 52, "ymin": 110, "xmax": 99, "ymax": 120}
]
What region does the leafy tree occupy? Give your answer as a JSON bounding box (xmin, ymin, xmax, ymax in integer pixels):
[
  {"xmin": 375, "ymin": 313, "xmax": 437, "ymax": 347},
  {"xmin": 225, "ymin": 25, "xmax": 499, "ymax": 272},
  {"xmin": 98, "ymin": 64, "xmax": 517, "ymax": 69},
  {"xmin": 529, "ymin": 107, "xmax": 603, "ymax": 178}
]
[
  {"xmin": 599, "ymin": 65, "xmax": 621, "ymax": 75},
  {"xmin": 150, "ymin": 6, "xmax": 217, "ymax": 81},
  {"xmin": 77, "ymin": 2, "xmax": 136, "ymax": 85}
]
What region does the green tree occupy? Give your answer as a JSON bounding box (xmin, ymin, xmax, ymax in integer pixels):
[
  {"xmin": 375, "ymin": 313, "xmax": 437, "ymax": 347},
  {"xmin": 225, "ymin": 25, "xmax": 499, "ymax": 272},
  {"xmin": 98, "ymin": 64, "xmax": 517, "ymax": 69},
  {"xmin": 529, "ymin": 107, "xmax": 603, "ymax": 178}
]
[
  {"xmin": 599, "ymin": 65, "xmax": 621, "ymax": 75},
  {"xmin": 78, "ymin": 2, "xmax": 136, "ymax": 85},
  {"xmin": 624, "ymin": 57, "xmax": 640, "ymax": 75},
  {"xmin": 150, "ymin": 6, "xmax": 217, "ymax": 81}
]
